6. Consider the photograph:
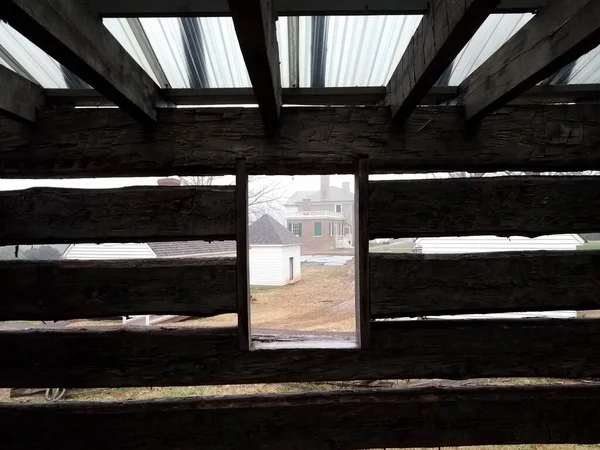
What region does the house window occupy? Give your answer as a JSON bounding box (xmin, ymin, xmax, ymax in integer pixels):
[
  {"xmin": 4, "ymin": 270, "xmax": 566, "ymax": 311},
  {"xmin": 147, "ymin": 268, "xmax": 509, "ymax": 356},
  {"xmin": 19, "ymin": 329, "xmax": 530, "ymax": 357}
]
[
  {"xmin": 314, "ymin": 222, "xmax": 322, "ymax": 237},
  {"xmin": 335, "ymin": 204, "xmax": 342, "ymax": 213},
  {"xmin": 289, "ymin": 222, "xmax": 302, "ymax": 237}
]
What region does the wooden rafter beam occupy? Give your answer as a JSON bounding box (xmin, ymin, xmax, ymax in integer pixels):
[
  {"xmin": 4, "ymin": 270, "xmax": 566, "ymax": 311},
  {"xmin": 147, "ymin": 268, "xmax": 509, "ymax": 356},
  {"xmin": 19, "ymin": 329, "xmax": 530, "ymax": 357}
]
[
  {"xmin": 228, "ymin": 0, "xmax": 281, "ymax": 130},
  {"xmin": 2, "ymin": 385, "xmax": 600, "ymax": 450},
  {"xmin": 461, "ymin": 0, "xmax": 600, "ymax": 124},
  {"xmin": 3, "ymin": 103, "xmax": 600, "ymax": 177},
  {"xmin": 89, "ymin": 0, "xmax": 547, "ymax": 17},
  {"xmin": 388, "ymin": 0, "xmax": 499, "ymax": 123},
  {"xmin": 0, "ymin": 65, "xmax": 43, "ymax": 123},
  {"xmin": 0, "ymin": 0, "xmax": 162, "ymax": 124}
]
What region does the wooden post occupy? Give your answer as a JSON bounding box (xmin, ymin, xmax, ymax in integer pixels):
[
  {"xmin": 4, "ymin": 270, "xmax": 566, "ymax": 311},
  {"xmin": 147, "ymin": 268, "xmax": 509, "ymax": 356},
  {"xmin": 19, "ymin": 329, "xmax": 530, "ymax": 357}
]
[
  {"xmin": 355, "ymin": 157, "xmax": 370, "ymax": 348},
  {"xmin": 236, "ymin": 158, "xmax": 251, "ymax": 350}
]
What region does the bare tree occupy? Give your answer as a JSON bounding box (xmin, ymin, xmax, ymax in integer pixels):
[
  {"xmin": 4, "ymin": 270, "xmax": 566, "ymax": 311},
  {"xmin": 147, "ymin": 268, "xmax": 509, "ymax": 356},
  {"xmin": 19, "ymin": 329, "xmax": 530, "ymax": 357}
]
[{"xmin": 179, "ymin": 175, "xmax": 286, "ymax": 222}]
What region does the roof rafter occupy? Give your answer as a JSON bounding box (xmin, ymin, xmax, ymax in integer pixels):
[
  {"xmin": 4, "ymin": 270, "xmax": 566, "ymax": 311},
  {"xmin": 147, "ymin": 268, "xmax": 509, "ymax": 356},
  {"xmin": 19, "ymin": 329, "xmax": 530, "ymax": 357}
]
[
  {"xmin": 228, "ymin": 0, "xmax": 282, "ymax": 131},
  {"xmin": 0, "ymin": 65, "xmax": 43, "ymax": 123},
  {"xmin": 387, "ymin": 0, "xmax": 500, "ymax": 124},
  {"xmin": 460, "ymin": 0, "xmax": 600, "ymax": 124},
  {"xmin": 0, "ymin": 0, "xmax": 162, "ymax": 124}
]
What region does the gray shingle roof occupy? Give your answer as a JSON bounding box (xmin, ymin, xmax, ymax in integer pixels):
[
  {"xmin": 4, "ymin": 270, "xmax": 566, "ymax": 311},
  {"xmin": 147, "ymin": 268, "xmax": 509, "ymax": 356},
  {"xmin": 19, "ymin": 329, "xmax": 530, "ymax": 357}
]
[
  {"xmin": 148, "ymin": 241, "xmax": 236, "ymax": 257},
  {"xmin": 285, "ymin": 186, "xmax": 354, "ymax": 205},
  {"xmin": 249, "ymin": 214, "xmax": 301, "ymax": 246}
]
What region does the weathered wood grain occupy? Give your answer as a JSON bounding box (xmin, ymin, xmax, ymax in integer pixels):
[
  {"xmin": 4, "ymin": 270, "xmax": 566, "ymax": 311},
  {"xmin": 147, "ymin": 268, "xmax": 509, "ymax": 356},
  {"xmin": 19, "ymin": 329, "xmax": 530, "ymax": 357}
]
[
  {"xmin": 0, "ymin": 0, "xmax": 161, "ymax": 123},
  {"xmin": 0, "ymin": 65, "xmax": 43, "ymax": 123},
  {"xmin": 461, "ymin": 0, "xmax": 600, "ymax": 123},
  {"xmin": 355, "ymin": 157, "xmax": 370, "ymax": 347},
  {"xmin": 0, "ymin": 258, "xmax": 236, "ymax": 321},
  {"xmin": 3, "ymin": 104, "xmax": 600, "ymax": 177},
  {"xmin": 370, "ymin": 176, "xmax": 600, "ymax": 239},
  {"xmin": 0, "ymin": 186, "xmax": 235, "ymax": 245},
  {"xmin": 3, "ymin": 321, "xmax": 600, "ymax": 387},
  {"xmin": 89, "ymin": 0, "xmax": 547, "ymax": 17},
  {"xmin": 371, "ymin": 251, "xmax": 600, "ymax": 317},
  {"xmin": 388, "ymin": 0, "xmax": 497, "ymax": 122},
  {"xmin": 2, "ymin": 384, "xmax": 600, "ymax": 450},
  {"xmin": 228, "ymin": 0, "xmax": 281, "ymax": 130},
  {"xmin": 236, "ymin": 159, "xmax": 251, "ymax": 350}
]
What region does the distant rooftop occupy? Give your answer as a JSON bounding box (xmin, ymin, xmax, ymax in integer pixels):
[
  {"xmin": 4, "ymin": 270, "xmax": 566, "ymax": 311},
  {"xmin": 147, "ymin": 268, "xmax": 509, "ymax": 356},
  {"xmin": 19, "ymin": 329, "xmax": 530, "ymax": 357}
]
[
  {"xmin": 250, "ymin": 214, "xmax": 301, "ymax": 246},
  {"xmin": 148, "ymin": 241, "xmax": 235, "ymax": 257},
  {"xmin": 286, "ymin": 186, "xmax": 354, "ymax": 205}
]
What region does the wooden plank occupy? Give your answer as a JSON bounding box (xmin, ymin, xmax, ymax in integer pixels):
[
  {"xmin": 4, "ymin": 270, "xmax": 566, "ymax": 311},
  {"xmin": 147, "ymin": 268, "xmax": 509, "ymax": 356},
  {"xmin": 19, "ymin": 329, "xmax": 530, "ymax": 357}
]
[
  {"xmin": 355, "ymin": 157, "xmax": 370, "ymax": 347},
  {"xmin": 228, "ymin": 0, "xmax": 281, "ymax": 130},
  {"xmin": 236, "ymin": 159, "xmax": 251, "ymax": 350},
  {"xmin": 0, "ymin": 258, "xmax": 236, "ymax": 321},
  {"xmin": 461, "ymin": 0, "xmax": 600, "ymax": 124},
  {"xmin": 0, "ymin": 0, "xmax": 161, "ymax": 124},
  {"xmin": 370, "ymin": 176, "xmax": 600, "ymax": 239},
  {"xmin": 2, "ymin": 384, "xmax": 600, "ymax": 450},
  {"xmin": 89, "ymin": 0, "xmax": 547, "ymax": 17},
  {"xmin": 3, "ymin": 103, "xmax": 600, "ymax": 178},
  {"xmin": 388, "ymin": 0, "xmax": 497, "ymax": 123},
  {"xmin": 371, "ymin": 251, "xmax": 600, "ymax": 318},
  {"xmin": 3, "ymin": 321, "xmax": 600, "ymax": 387},
  {"xmin": 0, "ymin": 186, "xmax": 235, "ymax": 245},
  {"xmin": 0, "ymin": 66, "xmax": 43, "ymax": 123}
]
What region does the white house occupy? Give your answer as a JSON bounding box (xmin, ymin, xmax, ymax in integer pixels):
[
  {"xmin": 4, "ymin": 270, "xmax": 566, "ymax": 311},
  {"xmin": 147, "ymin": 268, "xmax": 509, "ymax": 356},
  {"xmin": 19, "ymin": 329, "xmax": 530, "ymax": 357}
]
[{"xmin": 249, "ymin": 214, "xmax": 302, "ymax": 286}]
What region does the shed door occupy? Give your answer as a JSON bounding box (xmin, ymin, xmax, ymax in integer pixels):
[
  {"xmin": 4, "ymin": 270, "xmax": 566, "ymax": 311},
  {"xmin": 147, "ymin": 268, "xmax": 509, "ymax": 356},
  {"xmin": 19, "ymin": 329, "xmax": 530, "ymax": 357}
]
[{"xmin": 289, "ymin": 257, "xmax": 294, "ymax": 281}]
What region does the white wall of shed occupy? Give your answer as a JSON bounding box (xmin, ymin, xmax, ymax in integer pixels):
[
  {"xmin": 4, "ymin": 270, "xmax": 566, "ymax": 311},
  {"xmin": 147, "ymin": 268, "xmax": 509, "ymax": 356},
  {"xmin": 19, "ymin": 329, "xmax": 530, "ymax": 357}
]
[
  {"xmin": 63, "ymin": 243, "xmax": 156, "ymax": 259},
  {"xmin": 250, "ymin": 245, "xmax": 302, "ymax": 286}
]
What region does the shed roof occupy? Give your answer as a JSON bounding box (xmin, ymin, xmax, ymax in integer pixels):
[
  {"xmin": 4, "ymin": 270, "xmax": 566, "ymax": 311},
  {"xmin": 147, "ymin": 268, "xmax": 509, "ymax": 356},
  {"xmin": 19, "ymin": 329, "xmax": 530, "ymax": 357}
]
[
  {"xmin": 249, "ymin": 214, "xmax": 301, "ymax": 246},
  {"xmin": 148, "ymin": 241, "xmax": 236, "ymax": 257}
]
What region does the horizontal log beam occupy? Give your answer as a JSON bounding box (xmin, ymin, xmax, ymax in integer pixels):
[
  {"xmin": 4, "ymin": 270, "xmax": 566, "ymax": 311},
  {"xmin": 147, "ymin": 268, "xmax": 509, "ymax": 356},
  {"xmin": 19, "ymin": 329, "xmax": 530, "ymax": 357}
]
[
  {"xmin": 89, "ymin": 0, "xmax": 547, "ymax": 17},
  {"xmin": 0, "ymin": 258, "xmax": 236, "ymax": 321},
  {"xmin": 3, "ymin": 104, "xmax": 600, "ymax": 177},
  {"xmin": 0, "ymin": 0, "xmax": 161, "ymax": 124},
  {"xmin": 0, "ymin": 186, "xmax": 235, "ymax": 245},
  {"xmin": 370, "ymin": 176, "xmax": 600, "ymax": 238},
  {"xmin": 461, "ymin": 0, "xmax": 600, "ymax": 123},
  {"xmin": 1, "ymin": 385, "xmax": 599, "ymax": 450},
  {"xmin": 0, "ymin": 66, "xmax": 43, "ymax": 123},
  {"xmin": 2, "ymin": 321, "xmax": 600, "ymax": 387},
  {"xmin": 371, "ymin": 251, "xmax": 600, "ymax": 317}
]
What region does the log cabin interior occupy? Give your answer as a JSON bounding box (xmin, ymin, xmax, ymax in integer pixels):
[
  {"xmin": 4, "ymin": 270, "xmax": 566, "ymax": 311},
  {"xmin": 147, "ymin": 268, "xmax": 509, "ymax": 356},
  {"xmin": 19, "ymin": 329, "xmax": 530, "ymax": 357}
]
[{"xmin": 2, "ymin": 0, "xmax": 600, "ymax": 448}]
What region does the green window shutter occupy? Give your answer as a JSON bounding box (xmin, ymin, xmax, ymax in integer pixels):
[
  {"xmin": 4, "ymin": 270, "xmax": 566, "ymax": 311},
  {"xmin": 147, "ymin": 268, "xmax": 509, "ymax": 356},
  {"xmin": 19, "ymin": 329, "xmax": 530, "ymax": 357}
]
[
  {"xmin": 298, "ymin": 223, "xmax": 302, "ymax": 237},
  {"xmin": 314, "ymin": 222, "xmax": 322, "ymax": 237}
]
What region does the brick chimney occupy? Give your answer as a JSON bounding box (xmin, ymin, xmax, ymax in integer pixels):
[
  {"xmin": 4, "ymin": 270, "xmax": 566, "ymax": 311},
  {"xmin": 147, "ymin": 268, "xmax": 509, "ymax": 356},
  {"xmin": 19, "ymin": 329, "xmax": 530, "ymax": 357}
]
[
  {"xmin": 302, "ymin": 198, "xmax": 311, "ymax": 211},
  {"xmin": 157, "ymin": 177, "xmax": 181, "ymax": 186},
  {"xmin": 342, "ymin": 181, "xmax": 350, "ymax": 192},
  {"xmin": 320, "ymin": 175, "xmax": 330, "ymax": 200}
]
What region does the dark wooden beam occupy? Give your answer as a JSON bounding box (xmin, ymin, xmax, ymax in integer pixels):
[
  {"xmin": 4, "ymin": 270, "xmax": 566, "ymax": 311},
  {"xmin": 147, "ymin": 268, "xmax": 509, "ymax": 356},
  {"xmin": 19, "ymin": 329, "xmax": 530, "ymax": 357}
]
[
  {"xmin": 371, "ymin": 251, "xmax": 600, "ymax": 318},
  {"xmin": 3, "ymin": 104, "xmax": 600, "ymax": 177},
  {"xmin": 2, "ymin": 385, "xmax": 600, "ymax": 450},
  {"xmin": 388, "ymin": 0, "xmax": 498, "ymax": 123},
  {"xmin": 0, "ymin": 258, "xmax": 236, "ymax": 321},
  {"xmin": 89, "ymin": 0, "xmax": 547, "ymax": 17},
  {"xmin": 0, "ymin": 0, "xmax": 161, "ymax": 124},
  {"xmin": 461, "ymin": 0, "xmax": 600, "ymax": 124},
  {"xmin": 2, "ymin": 321, "xmax": 600, "ymax": 387},
  {"xmin": 236, "ymin": 159, "xmax": 251, "ymax": 350},
  {"xmin": 0, "ymin": 186, "xmax": 235, "ymax": 245},
  {"xmin": 0, "ymin": 65, "xmax": 43, "ymax": 123},
  {"xmin": 228, "ymin": 0, "xmax": 281, "ymax": 130},
  {"xmin": 355, "ymin": 157, "xmax": 370, "ymax": 347},
  {"xmin": 370, "ymin": 176, "xmax": 600, "ymax": 239}
]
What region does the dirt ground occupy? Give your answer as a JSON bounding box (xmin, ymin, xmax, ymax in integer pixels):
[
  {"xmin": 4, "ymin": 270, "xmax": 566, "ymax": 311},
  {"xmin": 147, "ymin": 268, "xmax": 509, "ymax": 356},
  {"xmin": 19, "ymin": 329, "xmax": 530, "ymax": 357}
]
[{"xmin": 174, "ymin": 264, "xmax": 356, "ymax": 333}]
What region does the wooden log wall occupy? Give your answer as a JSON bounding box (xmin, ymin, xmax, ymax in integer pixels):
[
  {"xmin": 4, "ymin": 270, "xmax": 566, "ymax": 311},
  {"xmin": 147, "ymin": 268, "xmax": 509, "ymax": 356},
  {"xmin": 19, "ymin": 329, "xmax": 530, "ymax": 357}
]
[
  {"xmin": 370, "ymin": 251, "xmax": 600, "ymax": 317},
  {"xmin": 3, "ymin": 321, "xmax": 600, "ymax": 388},
  {"xmin": 0, "ymin": 258, "xmax": 237, "ymax": 321},
  {"xmin": 3, "ymin": 385, "xmax": 600, "ymax": 450},
  {"xmin": 0, "ymin": 186, "xmax": 235, "ymax": 244},
  {"xmin": 369, "ymin": 176, "xmax": 600, "ymax": 238}
]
